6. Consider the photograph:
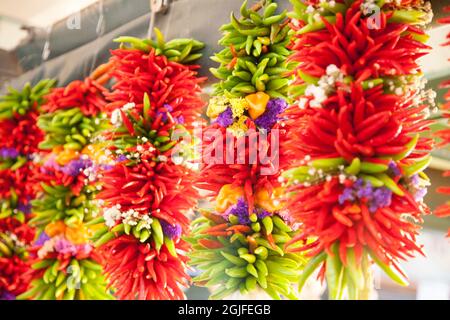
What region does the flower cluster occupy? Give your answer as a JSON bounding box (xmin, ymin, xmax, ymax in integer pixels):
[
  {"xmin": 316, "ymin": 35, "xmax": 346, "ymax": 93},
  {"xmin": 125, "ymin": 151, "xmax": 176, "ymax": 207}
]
[
  {"xmin": 282, "ymin": 0, "xmax": 435, "ymax": 299},
  {"xmin": 208, "ymin": 95, "xmax": 288, "ymax": 136},
  {"xmin": 20, "ymin": 229, "xmax": 109, "ymax": 300},
  {"xmin": 338, "ymin": 179, "xmax": 393, "ymax": 213},
  {"xmin": 93, "ymin": 31, "xmax": 205, "ymax": 300},
  {"xmin": 36, "ymin": 234, "xmax": 93, "ymax": 259}
]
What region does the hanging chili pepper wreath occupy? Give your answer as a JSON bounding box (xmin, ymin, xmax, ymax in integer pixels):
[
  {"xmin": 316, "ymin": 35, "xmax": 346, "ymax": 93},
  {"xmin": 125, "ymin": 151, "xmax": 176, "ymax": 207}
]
[
  {"xmin": 19, "ymin": 67, "xmax": 114, "ymax": 300},
  {"xmin": 189, "ymin": 0, "xmax": 306, "ymax": 300},
  {"xmin": 91, "ymin": 30, "xmax": 206, "ymax": 300},
  {"xmin": 0, "ymin": 80, "xmax": 55, "ymax": 300},
  {"xmin": 434, "ymin": 6, "xmax": 450, "ymax": 237},
  {"xmin": 282, "ymin": 0, "xmax": 434, "ymax": 299}
]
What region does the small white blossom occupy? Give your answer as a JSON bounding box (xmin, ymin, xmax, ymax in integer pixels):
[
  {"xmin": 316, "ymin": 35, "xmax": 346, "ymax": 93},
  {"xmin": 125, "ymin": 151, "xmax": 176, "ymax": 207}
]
[{"xmin": 104, "ymin": 207, "xmax": 122, "ymax": 228}]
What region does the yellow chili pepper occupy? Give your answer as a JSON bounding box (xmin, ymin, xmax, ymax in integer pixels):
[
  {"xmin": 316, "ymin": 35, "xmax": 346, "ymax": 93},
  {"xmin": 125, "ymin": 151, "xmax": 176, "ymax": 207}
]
[
  {"xmin": 45, "ymin": 221, "xmax": 67, "ymax": 237},
  {"xmin": 255, "ymin": 187, "xmax": 284, "ymax": 212},
  {"xmin": 215, "ymin": 184, "xmax": 245, "ymax": 213},
  {"xmin": 65, "ymin": 223, "xmax": 90, "ymax": 244},
  {"xmin": 245, "ymin": 92, "xmax": 270, "ymax": 120},
  {"xmin": 55, "ymin": 147, "xmax": 80, "ymax": 165}
]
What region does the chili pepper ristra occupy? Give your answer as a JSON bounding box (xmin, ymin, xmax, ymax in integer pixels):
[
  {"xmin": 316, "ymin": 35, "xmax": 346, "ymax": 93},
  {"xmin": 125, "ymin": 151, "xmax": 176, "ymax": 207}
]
[
  {"xmin": 19, "ymin": 67, "xmax": 113, "ymax": 300},
  {"xmin": 92, "ymin": 29, "xmax": 206, "ymax": 300},
  {"xmin": 282, "ymin": 0, "xmax": 435, "ymax": 299},
  {"xmin": 189, "ymin": 0, "xmax": 306, "ymax": 300},
  {"xmin": 0, "ymin": 80, "xmax": 55, "ymax": 300},
  {"xmin": 434, "ymin": 5, "xmax": 450, "ymax": 237}
]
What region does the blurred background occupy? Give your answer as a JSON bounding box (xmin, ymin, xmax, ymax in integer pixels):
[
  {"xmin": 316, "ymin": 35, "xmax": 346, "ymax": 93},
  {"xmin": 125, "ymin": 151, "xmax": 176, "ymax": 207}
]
[{"xmin": 0, "ymin": 0, "xmax": 449, "ymax": 300}]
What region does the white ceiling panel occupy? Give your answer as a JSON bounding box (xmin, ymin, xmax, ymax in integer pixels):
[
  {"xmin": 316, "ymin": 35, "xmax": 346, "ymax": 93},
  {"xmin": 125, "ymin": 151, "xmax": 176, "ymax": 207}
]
[{"xmin": 0, "ymin": 0, "xmax": 99, "ymax": 27}]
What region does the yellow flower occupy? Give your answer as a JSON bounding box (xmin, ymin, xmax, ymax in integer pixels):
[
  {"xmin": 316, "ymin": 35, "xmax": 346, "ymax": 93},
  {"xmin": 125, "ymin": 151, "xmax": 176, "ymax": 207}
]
[
  {"xmin": 215, "ymin": 184, "xmax": 245, "ymax": 213},
  {"xmin": 206, "ymin": 96, "xmax": 229, "ymax": 119},
  {"xmin": 228, "ymin": 116, "xmax": 248, "ymax": 137},
  {"xmin": 230, "ymin": 98, "xmax": 249, "ymax": 118},
  {"xmin": 255, "ymin": 187, "xmax": 284, "ymax": 212}
]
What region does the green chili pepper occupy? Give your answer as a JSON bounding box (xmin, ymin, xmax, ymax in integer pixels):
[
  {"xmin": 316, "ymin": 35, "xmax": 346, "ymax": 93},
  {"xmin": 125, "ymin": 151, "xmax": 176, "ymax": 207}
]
[
  {"xmin": 221, "ymin": 252, "xmax": 247, "ymax": 266},
  {"xmin": 326, "ymin": 243, "xmax": 345, "ymax": 300},
  {"xmin": 375, "ymin": 173, "xmax": 404, "ymax": 196},
  {"xmin": 392, "ymin": 134, "xmax": 419, "ymax": 160},
  {"xmin": 262, "ymin": 216, "xmax": 273, "ymax": 234},
  {"xmin": 151, "ymin": 219, "xmax": 164, "ymax": 248},
  {"xmin": 401, "ymin": 155, "xmax": 431, "ymax": 177},
  {"xmin": 360, "ymin": 161, "xmax": 388, "ymax": 174},
  {"xmin": 346, "ymin": 248, "xmax": 364, "ymax": 290},
  {"xmin": 298, "ymin": 251, "xmax": 326, "ymax": 292},
  {"xmin": 368, "ymin": 250, "xmax": 409, "ymax": 286},
  {"xmin": 359, "ymin": 174, "xmax": 384, "ymax": 187},
  {"xmin": 311, "ymin": 157, "xmax": 345, "ymax": 170},
  {"xmin": 345, "ymin": 158, "xmax": 361, "ymax": 175}
]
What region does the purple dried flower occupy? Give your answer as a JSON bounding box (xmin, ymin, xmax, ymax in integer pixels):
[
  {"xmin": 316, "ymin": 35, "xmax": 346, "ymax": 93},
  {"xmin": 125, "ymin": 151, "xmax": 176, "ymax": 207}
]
[
  {"xmin": 100, "ymin": 164, "xmax": 114, "ymax": 171},
  {"xmin": 338, "ymin": 187, "xmax": 355, "ymax": 204},
  {"xmin": 17, "ymin": 201, "xmax": 32, "ymax": 215},
  {"xmin": 161, "ymin": 220, "xmax": 182, "ymax": 239},
  {"xmin": 256, "ymin": 209, "xmax": 271, "ymax": 219},
  {"xmin": 413, "ymin": 187, "xmax": 427, "ymax": 201},
  {"xmin": 35, "ymin": 232, "xmax": 50, "ymax": 246},
  {"xmin": 0, "ymin": 291, "xmax": 15, "ymax": 300},
  {"xmin": 356, "ymin": 182, "xmax": 373, "ymax": 199},
  {"xmin": 176, "ymin": 115, "xmax": 185, "ymax": 124},
  {"xmin": 216, "ymin": 107, "xmax": 234, "ymax": 127},
  {"xmin": 225, "ymin": 197, "xmax": 251, "ymax": 224},
  {"xmin": 54, "ymin": 238, "xmax": 77, "ymax": 255},
  {"xmin": 254, "ymin": 98, "xmax": 288, "ymax": 131},
  {"xmin": 354, "ymin": 178, "xmax": 364, "ymax": 188},
  {"xmin": 117, "ymin": 154, "xmax": 128, "ymax": 162},
  {"xmin": 339, "ymin": 179, "xmax": 393, "ymax": 212},
  {"xmin": 0, "ymin": 147, "xmax": 19, "ymax": 159},
  {"xmin": 369, "ymin": 187, "xmax": 392, "ymax": 213},
  {"xmin": 389, "ymin": 161, "xmax": 401, "ymax": 176},
  {"xmin": 410, "ymin": 174, "xmax": 420, "ymax": 187},
  {"xmin": 61, "ymin": 158, "xmax": 93, "ymax": 176},
  {"xmin": 156, "ymin": 104, "xmax": 173, "ymax": 122}
]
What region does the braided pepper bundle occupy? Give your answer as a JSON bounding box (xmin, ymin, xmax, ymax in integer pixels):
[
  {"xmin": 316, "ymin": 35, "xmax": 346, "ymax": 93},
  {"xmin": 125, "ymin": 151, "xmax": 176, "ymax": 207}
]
[
  {"xmin": 434, "ymin": 6, "xmax": 450, "ymax": 237},
  {"xmin": 210, "ymin": 0, "xmax": 293, "ymax": 100},
  {"xmin": 281, "ymin": 0, "xmax": 435, "ymax": 299},
  {"xmin": 20, "ymin": 71, "xmax": 113, "ymax": 300},
  {"xmin": 93, "ymin": 31, "xmax": 205, "ymax": 300},
  {"xmin": 189, "ymin": 1, "xmax": 305, "ymax": 300},
  {"xmin": 105, "ymin": 30, "xmax": 205, "ymax": 131},
  {"xmin": 0, "ymin": 80, "xmax": 55, "ymax": 299}
]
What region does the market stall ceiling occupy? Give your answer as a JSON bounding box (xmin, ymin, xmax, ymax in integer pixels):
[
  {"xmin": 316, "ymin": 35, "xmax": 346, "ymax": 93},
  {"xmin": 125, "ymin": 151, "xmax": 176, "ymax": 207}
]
[
  {"xmin": 0, "ymin": 1, "xmax": 448, "ymax": 77},
  {"xmin": 0, "ymin": 0, "xmax": 98, "ymax": 27},
  {"xmin": 0, "ymin": 0, "xmax": 448, "ymax": 85}
]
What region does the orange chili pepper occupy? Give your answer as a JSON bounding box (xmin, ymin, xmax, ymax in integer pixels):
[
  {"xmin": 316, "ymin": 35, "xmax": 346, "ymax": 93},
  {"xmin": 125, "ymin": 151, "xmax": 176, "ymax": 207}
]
[
  {"xmin": 226, "ymin": 225, "xmax": 251, "ymax": 234},
  {"xmin": 245, "ymin": 92, "xmax": 270, "ymax": 120},
  {"xmin": 215, "ymin": 184, "xmax": 245, "ymax": 213},
  {"xmin": 198, "ymin": 239, "xmax": 224, "ymax": 249}
]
